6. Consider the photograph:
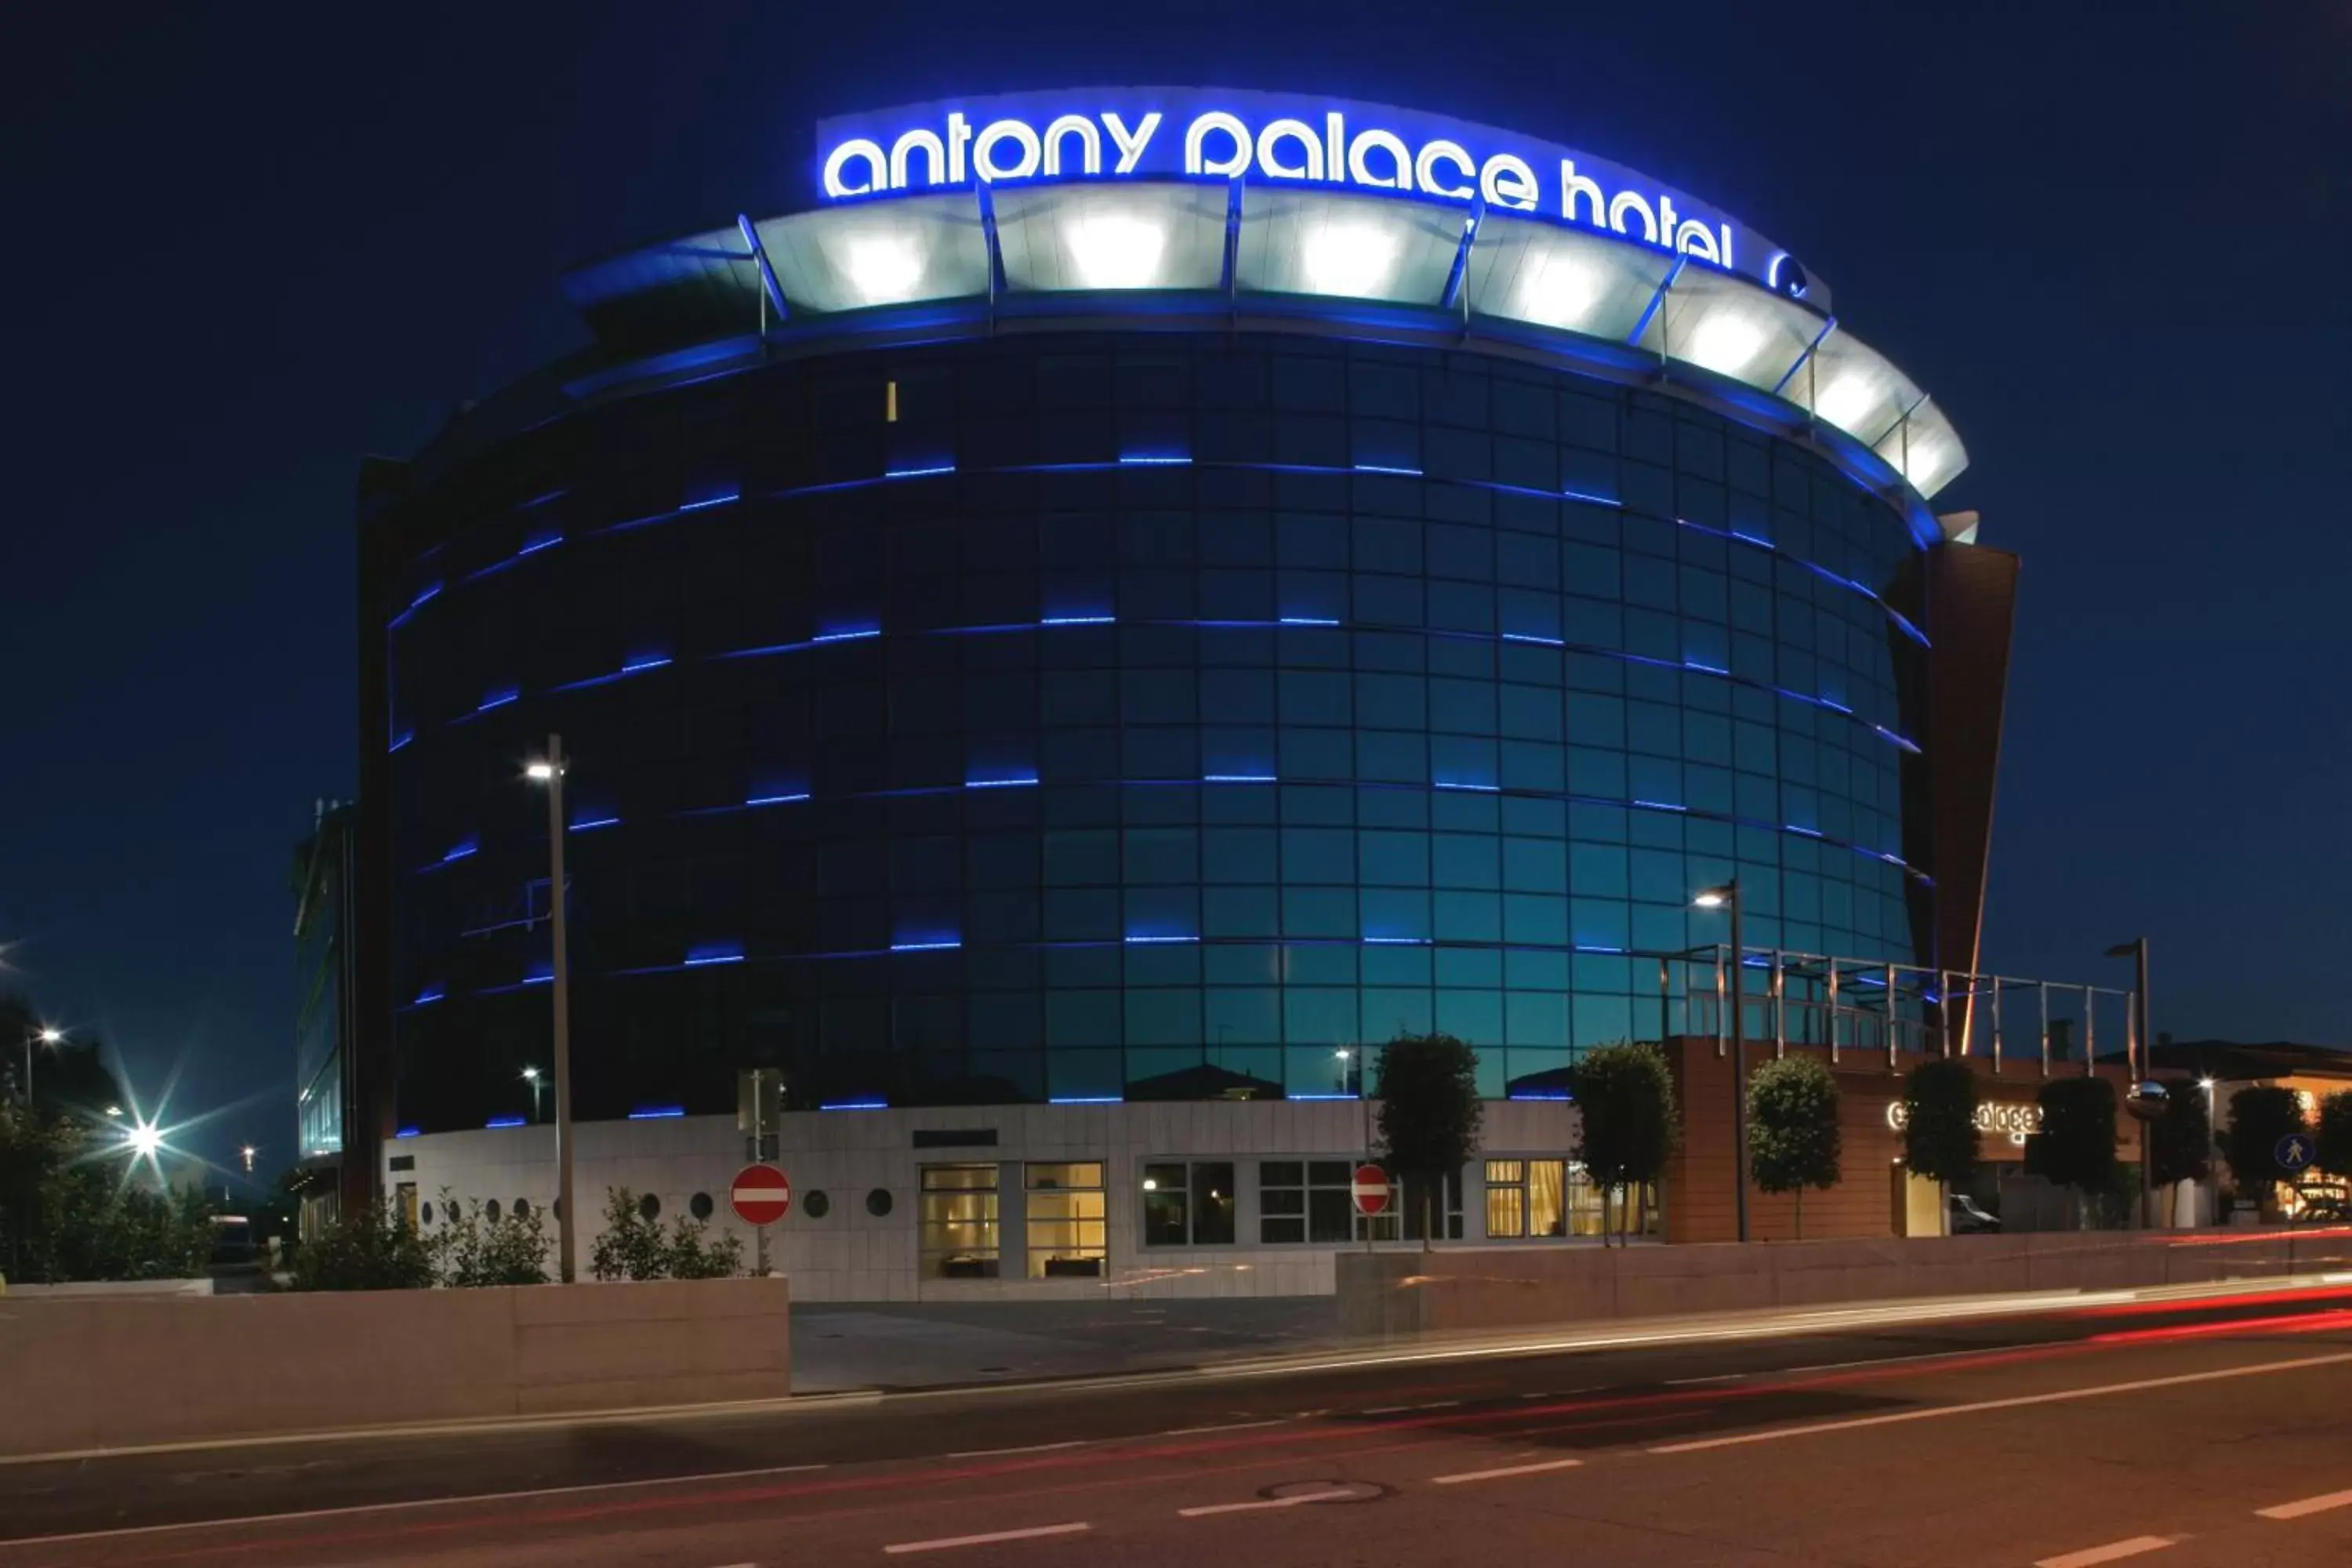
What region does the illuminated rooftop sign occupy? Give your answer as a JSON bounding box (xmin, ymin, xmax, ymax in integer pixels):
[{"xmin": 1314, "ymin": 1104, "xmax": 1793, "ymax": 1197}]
[{"xmin": 816, "ymin": 89, "xmax": 1823, "ymax": 305}]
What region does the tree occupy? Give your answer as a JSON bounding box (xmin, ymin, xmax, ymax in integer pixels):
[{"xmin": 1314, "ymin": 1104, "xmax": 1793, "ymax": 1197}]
[
  {"xmin": 2, "ymin": 1101, "xmax": 213, "ymax": 1283},
  {"xmin": 2318, "ymin": 1092, "xmax": 2352, "ymax": 1182},
  {"xmin": 2149, "ymin": 1083, "xmax": 2213, "ymax": 1224},
  {"xmin": 1900, "ymin": 1057, "xmax": 1981, "ymax": 1201},
  {"xmin": 1748, "ymin": 1056, "xmax": 1841, "ymax": 1239},
  {"xmin": 2024, "ymin": 1077, "xmax": 2118, "ymax": 1225},
  {"xmin": 1573, "ymin": 1042, "xmax": 1679, "ymax": 1246},
  {"xmin": 286, "ymin": 1198, "xmax": 434, "ymax": 1291},
  {"xmin": 1373, "ymin": 1033, "xmax": 1483, "ymax": 1251},
  {"xmin": 2219, "ymin": 1086, "xmax": 2307, "ymax": 1218}
]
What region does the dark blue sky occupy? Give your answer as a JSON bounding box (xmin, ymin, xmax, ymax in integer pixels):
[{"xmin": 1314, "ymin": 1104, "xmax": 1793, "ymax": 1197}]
[{"xmin": 3, "ymin": 2, "xmax": 2345, "ymax": 1171}]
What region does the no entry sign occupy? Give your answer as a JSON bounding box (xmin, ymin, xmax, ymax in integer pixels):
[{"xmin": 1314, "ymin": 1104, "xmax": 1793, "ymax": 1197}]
[
  {"xmin": 1350, "ymin": 1163, "xmax": 1392, "ymax": 1216},
  {"xmin": 730, "ymin": 1163, "xmax": 793, "ymax": 1226}
]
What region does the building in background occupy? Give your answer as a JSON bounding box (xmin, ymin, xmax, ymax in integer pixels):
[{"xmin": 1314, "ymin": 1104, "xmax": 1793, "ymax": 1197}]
[
  {"xmin": 289, "ymin": 798, "xmax": 366, "ymax": 1237},
  {"xmin": 355, "ymin": 89, "xmax": 2020, "ymax": 1296}
]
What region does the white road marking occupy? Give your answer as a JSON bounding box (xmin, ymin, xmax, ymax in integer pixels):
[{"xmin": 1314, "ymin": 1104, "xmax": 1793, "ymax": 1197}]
[
  {"xmin": 1415, "ymin": 1399, "xmax": 1461, "ymax": 1410},
  {"xmin": 1154, "ymin": 1419, "xmax": 1292, "ymax": 1436},
  {"xmin": 1361, "ymin": 1405, "xmax": 1412, "ymax": 1415},
  {"xmin": 0, "ymin": 1464, "xmax": 835, "ymax": 1548},
  {"xmin": 944, "ymin": 1439, "xmax": 1087, "ymax": 1458},
  {"xmin": 1432, "ymin": 1457, "xmax": 1585, "ymax": 1485},
  {"xmin": 884, "ymin": 1523, "xmax": 1091, "ymax": 1554},
  {"xmin": 1179, "ymin": 1487, "xmax": 1364, "ymax": 1517},
  {"xmin": 2034, "ymin": 1537, "xmax": 2175, "ymax": 1567},
  {"xmin": 2257, "ymin": 1486, "xmax": 2352, "ymax": 1520},
  {"xmin": 1665, "ymin": 1374, "xmax": 1742, "ymax": 1385},
  {"xmin": 1647, "ymin": 1350, "xmax": 2352, "ymax": 1455}
]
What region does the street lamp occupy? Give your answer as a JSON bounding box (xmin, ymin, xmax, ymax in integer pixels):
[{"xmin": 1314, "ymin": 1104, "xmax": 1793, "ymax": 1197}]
[
  {"xmin": 527, "ymin": 737, "xmax": 576, "ymax": 1284},
  {"xmin": 18, "ymin": 1025, "xmax": 64, "ymax": 1104},
  {"xmin": 2106, "ymin": 937, "xmax": 2155, "ymax": 1225},
  {"xmin": 522, "ymin": 1065, "xmax": 544, "ymax": 1123},
  {"xmin": 1694, "ymin": 880, "xmax": 1749, "ymax": 1243},
  {"xmin": 240, "ymin": 1144, "xmax": 257, "ymax": 1175}
]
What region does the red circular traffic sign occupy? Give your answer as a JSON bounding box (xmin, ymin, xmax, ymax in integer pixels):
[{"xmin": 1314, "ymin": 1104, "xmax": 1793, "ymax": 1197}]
[
  {"xmin": 1350, "ymin": 1163, "xmax": 1392, "ymax": 1216},
  {"xmin": 730, "ymin": 1163, "xmax": 793, "ymax": 1226}
]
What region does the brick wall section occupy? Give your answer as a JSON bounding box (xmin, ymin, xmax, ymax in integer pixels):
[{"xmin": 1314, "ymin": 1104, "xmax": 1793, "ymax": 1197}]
[{"xmin": 1661, "ymin": 1036, "xmax": 2116, "ymax": 1245}]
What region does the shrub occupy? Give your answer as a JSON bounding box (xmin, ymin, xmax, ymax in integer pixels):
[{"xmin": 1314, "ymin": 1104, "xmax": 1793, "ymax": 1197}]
[
  {"xmin": 432, "ymin": 1192, "xmax": 550, "ymax": 1287},
  {"xmin": 287, "ymin": 1199, "xmax": 435, "ymax": 1291},
  {"xmin": 592, "ymin": 1186, "xmax": 742, "ymax": 1281}
]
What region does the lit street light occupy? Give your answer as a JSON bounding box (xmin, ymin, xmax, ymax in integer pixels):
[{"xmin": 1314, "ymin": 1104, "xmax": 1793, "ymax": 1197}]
[
  {"xmin": 18, "ymin": 1025, "xmax": 64, "ymax": 1105},
  {"xmin": 1694, "ymin": 879, "xmax": 1750, "ymax": 1243},
  {"xmin": 527, "ymin": 736, "xmax": 577, "ymax": 1283},
  {"xmin": 240, "ymin": 1144, "xmax": 257, "ymax": 1174},
  {"xmin": 522, "ymin": 1065, "xmax": 545, "ymax": 1123}
]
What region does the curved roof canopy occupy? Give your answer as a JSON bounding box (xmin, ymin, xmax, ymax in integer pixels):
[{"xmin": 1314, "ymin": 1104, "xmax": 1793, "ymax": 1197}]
[{"xmin": 561, "ymin": 179, "xmax": 1965, "ymax": 508}]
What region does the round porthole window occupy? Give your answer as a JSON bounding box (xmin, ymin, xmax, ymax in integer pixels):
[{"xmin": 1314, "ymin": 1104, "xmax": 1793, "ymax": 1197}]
[
  {"xmin": 419, "ymin": 1201, "xmax": 434, "ymax": 1225},
  {"xmin": 513, "ymin": 1197, "xmax": 532, "ymax": 1219},
  {"xmin": 485, "ymin": 1199, "xmax": 502, "ymax": 1222},
  {"xmin": 689, "ymin": 1192, "xmax": 714, "ymax": 1221},
  {"xmin": 804, "ymin": 1189, "xmax": 831, "ymax": 1219},
  {"xmin": 638, "ymin": 1192, "xmax": 661, "ymax": 1221},
  {"xmin": 865, "ymin": 1188, "xmax": 892, "ymax": 1218}
]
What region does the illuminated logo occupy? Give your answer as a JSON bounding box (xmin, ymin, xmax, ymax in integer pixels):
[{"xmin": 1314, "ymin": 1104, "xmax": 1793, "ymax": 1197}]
[
  {"xmin": 814, "ymin": 89, "xmax": 1819, "ymax": 301},
  {"xmin": 1886, "ymin": 1100, "xmax": 2043, "ymax": 1147}
]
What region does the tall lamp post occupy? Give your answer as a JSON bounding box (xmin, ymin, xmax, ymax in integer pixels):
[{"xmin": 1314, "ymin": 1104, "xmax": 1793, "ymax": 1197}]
[
  {"xmin": 522, "ymin": 1065, "xmax": 545, "ymax": 1123},
  {"xmin": 528, "ymin": 739, "xmax": 576, "ymax": 1284},
  {"xmin": 1694, "ymin": 880, "xmax": 1748, "ymax": 1243},
  {"xmin": 18, "ymin": 1025, "xmax": 64, "ymax": 1104},
  {"xmin": 2107, "ymin": 937, "xmax": 2154, "ymax": 1226}
]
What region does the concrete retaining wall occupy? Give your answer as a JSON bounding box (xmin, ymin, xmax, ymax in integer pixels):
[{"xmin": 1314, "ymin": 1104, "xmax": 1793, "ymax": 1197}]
[
  {"xmin": 1337, "ymin": 1228, "xmax": 2352, "ymax": 1339},
  {"xmin": 0, "ymin": 1276, "xmax": 790, "ymax": 1458}
]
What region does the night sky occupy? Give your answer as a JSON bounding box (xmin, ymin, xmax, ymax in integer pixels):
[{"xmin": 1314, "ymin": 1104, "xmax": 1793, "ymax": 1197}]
[{"xmin": 4, "ymin": 2, "xmax": 2345, "ymax": 1176}]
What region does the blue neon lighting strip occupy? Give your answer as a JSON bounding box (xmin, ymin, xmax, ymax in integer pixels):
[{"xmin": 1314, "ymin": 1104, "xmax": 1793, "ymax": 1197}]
[
  {"xmin": 620, "ymin": 655, "xmax": 673, "ymax": 673},
  {"xmin": 441, "ymin": 840, "xmax": 477, "ymax": 862},
  {"xmin": 965, "ymin": 776, "xmax": 1038, "ymax": 789},
  {"xmin": 627, "ymin": 1105, "xmax": 687, "ymax": 1120},
  {"xmin": 820, "ymin": 1099, "xmax": 887, "ymax": 1112},
  {"xmin": 413, "ymin": 986, "xmax": 445, "ymax": 1005},
  {"xmin": 890, "ymin": 939, "xmax": 961, "ymax": 952},
  {"xmin": 1509, "ymin": 1091, "xmax": 1574, "ymax": 1102},
  {"xmin": 1039, "ymin": 615, "xmax": 1115, "ymax": 626},
  {"xmin": 1363, "ymin": 935, "xmax": 1429, "ymax": 946},
  {"xmin": 407, "ymin": 458, "xmax": 1917, "ymax": 650},
  {"xmin": 1354, "ymin": 463, "xmax": 1423, "ymax": 477},
  {"xmin": 1277, "ymin": 615, "xmax": 1340, "ymax": 626},
  {"xmin": 811, "ymin": 627, "xmax": 882, "ymax": 643},
  {"xmin": 679, "ymin": 489, "xmax": 740, "ymax": 512},
  {"xmin": 486, "ymin": 1116, "xmax": 527, "ymax": 1130},
  {"xmin": 517, "ymin": 534, "xmax": 563, "ymax": 557},
  {"xmin": 1501, "ymin": 632, "xmax": 1566, "ymax": 647},
  {"xmin": 1287, "ymin": 1093, "xmax": 1359, "ymax": 1102},
  {"xmin": 568, "ymin": 816, "xmax": 621, "ymax": 832},
  {"xmin": 523, "ymin": 966, "xmax": 554, "ymax": 985},
  {"xmin": 477, "ymin": 689, "xmax": 519, "ymax": 712},
  {"xmin": 746, "ymin": 792, "xmax": 810, "ymax": 807},
  {"xmin": 684, "ymin": 942, "xmax": 745, "ymax": 966},
  {"xmin": 518, "ymin": 489, "xmax": 566, "ymax": 510},
  {"xmin": 1118, "ymin": 454, "xmax": 1190, "ymax": 466},
  {"xmin": 1432, "ymin": 780, "xmax": 1500, "ymax": 792},
  {"xmin": 396, "ymin": 1127, "xmax": 420, "ymax": 1139},
  {"xmin": 408, "ymin": 583, "xmax": 443, "ymax": 611},
  {"xmin": 389, "ymin": 730, "xmax": 414, "ymax": 753},
  {"xmin": 1123, "ymin": 934, "xmax": 1199, "ymax": 945},
  {"xmin": 1203, "ymin": 773, "xmax": 1276, "ymax": 783}
]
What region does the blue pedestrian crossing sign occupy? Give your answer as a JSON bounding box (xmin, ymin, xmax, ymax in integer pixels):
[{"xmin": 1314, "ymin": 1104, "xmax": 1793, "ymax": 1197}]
[{"xmin": 2276, "ymin": 1133, "xmax": 2316, "ymax": 1174}]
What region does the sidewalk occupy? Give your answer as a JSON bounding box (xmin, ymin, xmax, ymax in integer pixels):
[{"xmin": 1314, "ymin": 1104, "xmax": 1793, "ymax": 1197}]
[{"xmin": 789, "ymin": 1297, "xmax": 1338, "ymax": 1392}]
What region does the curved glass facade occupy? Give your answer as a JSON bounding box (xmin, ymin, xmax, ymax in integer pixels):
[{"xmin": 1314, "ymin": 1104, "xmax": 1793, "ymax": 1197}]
[{"xmin": 381, "ymin": 332, "xmax": 1933, "ymax": 1131}]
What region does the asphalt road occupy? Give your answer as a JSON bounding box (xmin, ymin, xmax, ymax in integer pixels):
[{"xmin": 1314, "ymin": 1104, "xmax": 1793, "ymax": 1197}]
[{"xmin": 8, "ymin": 1281, "xmax": 2352, "ymax": 1567}]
